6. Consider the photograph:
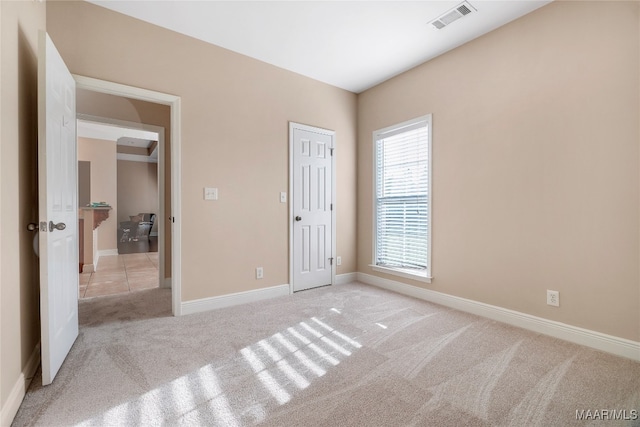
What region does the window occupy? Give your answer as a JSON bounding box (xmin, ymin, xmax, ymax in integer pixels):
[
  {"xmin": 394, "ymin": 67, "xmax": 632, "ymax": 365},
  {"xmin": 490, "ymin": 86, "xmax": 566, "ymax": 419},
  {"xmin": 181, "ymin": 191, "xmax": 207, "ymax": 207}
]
[{"xmin": 372, "ymin": 115, "xmax": 432, "ymax": 281}]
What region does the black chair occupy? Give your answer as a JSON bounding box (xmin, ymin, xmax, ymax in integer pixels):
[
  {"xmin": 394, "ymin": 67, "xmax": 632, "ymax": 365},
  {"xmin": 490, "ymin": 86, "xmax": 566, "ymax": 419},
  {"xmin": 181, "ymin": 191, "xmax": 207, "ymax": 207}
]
[{"xmin": 119, "ymin": 213, "xmax": 156, "ymax": 242}]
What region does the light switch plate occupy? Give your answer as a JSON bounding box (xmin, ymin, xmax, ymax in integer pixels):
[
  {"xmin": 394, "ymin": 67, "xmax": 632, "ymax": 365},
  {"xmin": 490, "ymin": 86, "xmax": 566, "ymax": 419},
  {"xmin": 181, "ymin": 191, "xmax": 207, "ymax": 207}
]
[
  {"xmin": 280, "ymin": 192, "xmax": 287, "ymax": 203},
  {"xmin": 204, "ymin": 187, "xmax": 218, "ymax": 200}
]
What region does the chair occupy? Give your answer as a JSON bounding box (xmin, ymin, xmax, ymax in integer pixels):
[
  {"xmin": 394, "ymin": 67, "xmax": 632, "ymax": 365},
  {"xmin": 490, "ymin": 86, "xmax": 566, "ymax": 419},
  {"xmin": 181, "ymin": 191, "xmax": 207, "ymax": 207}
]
[{"xmin": 119, "ymin": 213, "xmax": 156, "ymax": 242}]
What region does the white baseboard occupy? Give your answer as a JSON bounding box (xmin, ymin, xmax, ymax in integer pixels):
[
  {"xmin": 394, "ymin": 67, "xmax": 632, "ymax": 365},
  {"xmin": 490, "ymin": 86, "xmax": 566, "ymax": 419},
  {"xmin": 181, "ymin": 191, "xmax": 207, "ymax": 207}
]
[
  {"xmin": 1, "ymin": 342, "xmax": 41, "ymax": 426},
  {"xmin": 181, "ymin": 284, "xmax": 290, "ymax": 316},
  {"xmin": 97, "ymin": 249, "xmax": 118, "ymax": 257},
  {"xmin": 357, "ymin": 272, "xmax": 640, "ymax": 362},
  {"xmin": 94, "ymin": 249, "xmax": 118, "ymax": 270},
  {"xmin": 335, "ymin": 273, "xmax": 357, "ymax": 285},
  {"xmin": 161, "ymin": 278, "xmax": 171, "ymax": 289}
]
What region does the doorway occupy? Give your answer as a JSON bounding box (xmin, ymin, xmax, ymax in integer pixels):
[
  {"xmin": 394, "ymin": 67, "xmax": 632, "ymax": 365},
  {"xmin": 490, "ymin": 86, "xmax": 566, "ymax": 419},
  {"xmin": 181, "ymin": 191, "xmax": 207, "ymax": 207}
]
[
  {"xmin": 289, "ymin": 122, "xmax": 336, "ymax": 292},
  {"xmin": 76, "ymin": 116, "xmax": 162, "ymax": 298},
  {"xmin": 74, "ymin": 75, "xmax": 182, "ymax": 316}
]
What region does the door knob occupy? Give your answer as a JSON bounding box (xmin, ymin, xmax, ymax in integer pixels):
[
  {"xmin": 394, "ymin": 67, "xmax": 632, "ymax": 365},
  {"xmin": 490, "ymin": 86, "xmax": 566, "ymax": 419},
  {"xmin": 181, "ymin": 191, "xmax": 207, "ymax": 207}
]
[
  {"xmin": 295, "ymin": 216, "xmax": 302, "ymax": 222},
  {"xmin": 49, "ymin": 221, "xmax": 66, "ymax": 232}
]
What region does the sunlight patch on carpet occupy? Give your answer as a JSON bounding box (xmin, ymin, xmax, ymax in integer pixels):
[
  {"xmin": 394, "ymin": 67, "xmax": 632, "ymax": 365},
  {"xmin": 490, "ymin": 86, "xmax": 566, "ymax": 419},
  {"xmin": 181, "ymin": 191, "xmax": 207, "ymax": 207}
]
[{"xmin": 75, "ymin": 310, "xmax": 362, "ymax": 426}]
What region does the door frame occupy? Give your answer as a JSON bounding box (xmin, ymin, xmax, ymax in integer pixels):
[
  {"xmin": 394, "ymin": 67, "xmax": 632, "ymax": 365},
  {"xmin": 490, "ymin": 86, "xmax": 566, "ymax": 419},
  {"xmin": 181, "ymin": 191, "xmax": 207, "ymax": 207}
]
[
  {"xmin": 288, "ymin": 122, "xmax": 336, "ymax": 293},
  {"xmin": 77, "ymin": 113, "xmax": 165, "ymax": 285},
  {"xmin": 74, "ymin": 75, "xmax": 183, "ymax": 316}
]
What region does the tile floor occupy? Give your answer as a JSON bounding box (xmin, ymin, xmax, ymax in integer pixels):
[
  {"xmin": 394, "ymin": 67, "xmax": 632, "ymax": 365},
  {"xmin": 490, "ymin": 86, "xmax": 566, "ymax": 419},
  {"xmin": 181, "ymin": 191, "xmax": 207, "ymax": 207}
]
[{"xmin": 79, "ymin": 252, "xmax": 159, "ymax": 298}]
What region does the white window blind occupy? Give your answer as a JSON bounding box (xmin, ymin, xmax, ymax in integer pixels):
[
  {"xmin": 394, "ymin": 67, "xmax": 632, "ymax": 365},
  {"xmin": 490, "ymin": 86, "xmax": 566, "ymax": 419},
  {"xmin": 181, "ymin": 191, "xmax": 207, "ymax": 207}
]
[{"xmin": 374, "ymin": 116, "xmax": 431, "ymax": 273}]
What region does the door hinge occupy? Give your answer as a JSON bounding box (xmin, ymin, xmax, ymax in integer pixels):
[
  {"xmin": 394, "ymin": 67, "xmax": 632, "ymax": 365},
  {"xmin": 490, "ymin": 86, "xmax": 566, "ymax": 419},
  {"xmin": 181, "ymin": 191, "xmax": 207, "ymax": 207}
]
[
  {"xmin": 330, "ymin": 203, "xmax": 333, "ymax": 211},
  {"xmin": 329, "ymin": 147, "xmax": 334, "ymax": 156},
  {"xmin": 329, "ymin": 257, "xmax": 334, "ymax": 265}
]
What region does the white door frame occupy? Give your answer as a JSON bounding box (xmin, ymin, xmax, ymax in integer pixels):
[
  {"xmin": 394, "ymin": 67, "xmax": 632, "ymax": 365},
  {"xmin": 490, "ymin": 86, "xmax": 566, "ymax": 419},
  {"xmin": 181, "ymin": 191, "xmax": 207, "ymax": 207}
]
[
  {"xmin": 288, "ymin": 122, "xmax": 336, "ymax": 293},
  {"xmin": 74, "ymin": 75, "xmax": 182, "ymax": 316},
  {"xmin": 77, "ymin": 113, "xmax": 165, "ymax": 285}
]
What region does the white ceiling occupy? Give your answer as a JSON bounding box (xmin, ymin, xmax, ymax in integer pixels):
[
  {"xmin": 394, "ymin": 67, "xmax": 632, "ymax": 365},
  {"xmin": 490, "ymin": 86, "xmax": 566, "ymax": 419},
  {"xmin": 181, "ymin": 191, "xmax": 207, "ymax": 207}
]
[
  {"xmin": 87, "ymin": 0, "xmax": 552, "ymax": 93},
  {"xmin": 77, "ymin": 120, "xmax": 159, "ymax": 163},
  {"xmin": 77, "ymin": 120, "xmax": 158, "ymax": 145}
]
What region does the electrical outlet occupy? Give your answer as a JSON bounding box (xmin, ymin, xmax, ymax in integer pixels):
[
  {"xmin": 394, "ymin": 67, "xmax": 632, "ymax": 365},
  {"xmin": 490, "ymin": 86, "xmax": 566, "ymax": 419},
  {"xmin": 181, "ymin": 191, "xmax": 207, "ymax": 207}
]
[
  {"xmin": 547, "ymin": 290, "xmax": 559, "ymax": 307},
  {"xmin": 336, "ymin": 256, "xmax": 342, "ymax": 266},
  {"xmin": 280, "ymin": 192, "xmax": 287, "ymax": 203},
  {"xmin": 256, "ymin": 267, "xmax": 263, "ymax": 279}
]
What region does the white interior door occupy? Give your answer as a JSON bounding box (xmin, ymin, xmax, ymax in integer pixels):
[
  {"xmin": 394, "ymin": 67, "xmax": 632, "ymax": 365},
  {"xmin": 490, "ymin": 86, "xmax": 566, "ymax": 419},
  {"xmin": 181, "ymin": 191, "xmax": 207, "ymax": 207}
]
[
  {"xmin": 38, "ymin": 31, "xmax": 79, "ymax": 385},
  {"xmin": 291, "ymin": 124, "xmax": 334, "ymax": 292}
]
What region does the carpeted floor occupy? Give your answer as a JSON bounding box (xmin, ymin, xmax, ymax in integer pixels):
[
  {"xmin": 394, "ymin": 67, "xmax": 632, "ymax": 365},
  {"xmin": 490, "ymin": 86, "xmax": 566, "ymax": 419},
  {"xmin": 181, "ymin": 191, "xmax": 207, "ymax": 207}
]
[{"xmin": 12, "ymin": 282, "xmax": 640, "ymax": 426}]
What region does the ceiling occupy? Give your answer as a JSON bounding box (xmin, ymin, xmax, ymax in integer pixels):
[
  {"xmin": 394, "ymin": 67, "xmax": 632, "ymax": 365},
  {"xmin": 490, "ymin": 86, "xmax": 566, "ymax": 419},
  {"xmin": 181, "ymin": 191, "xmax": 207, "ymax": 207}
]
[
  {"xmin": 87, "ymin": 0, "xmax": 552, "ymax": 93},
  {"xmin": 77, "ymin": 120, "xmax": 159, "ymax": 163}
]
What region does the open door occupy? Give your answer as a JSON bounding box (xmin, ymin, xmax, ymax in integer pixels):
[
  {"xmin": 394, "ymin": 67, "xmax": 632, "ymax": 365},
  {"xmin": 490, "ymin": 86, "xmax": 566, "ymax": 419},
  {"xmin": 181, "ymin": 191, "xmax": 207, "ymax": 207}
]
[{"xmin": 37, "ymin": 31, "xmax": 78, "ymax": 385}]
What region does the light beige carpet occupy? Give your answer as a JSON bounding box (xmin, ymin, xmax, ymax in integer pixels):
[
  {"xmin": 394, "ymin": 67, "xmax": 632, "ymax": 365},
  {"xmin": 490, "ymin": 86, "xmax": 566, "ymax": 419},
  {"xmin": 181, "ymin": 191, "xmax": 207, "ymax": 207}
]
[{"xmin": 12, "ymin": 282, "xmax": 640, "ymax": 426}]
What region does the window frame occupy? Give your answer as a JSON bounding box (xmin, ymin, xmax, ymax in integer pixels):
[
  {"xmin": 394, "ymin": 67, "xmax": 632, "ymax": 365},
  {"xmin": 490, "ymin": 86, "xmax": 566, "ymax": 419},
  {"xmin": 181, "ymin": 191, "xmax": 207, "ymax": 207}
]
[{"xmin": 371, "ymin": 114, "xmax": 433, "ymax": 283}]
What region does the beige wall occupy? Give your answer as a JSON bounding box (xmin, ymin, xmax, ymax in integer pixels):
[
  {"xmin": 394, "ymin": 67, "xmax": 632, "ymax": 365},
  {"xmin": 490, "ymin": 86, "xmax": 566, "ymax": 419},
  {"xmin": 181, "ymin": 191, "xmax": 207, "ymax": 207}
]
[
  {"xmin": 0, "ymin": 0, "xmax": 3, "ymax": 412},
  {"xmin": 358, "ymin": 1, "xmax": 640, "ymax": 341},
  {"xmin": 78, "ymin": 137, "xmax": 118, "ymax": 251},
  {"xmin": 0, "ymin": 0, "xmax": 45, "ymax": 420},
  {"xmin": 47, "ymin": 1, "xmax": 358, "ymax": 301},
  {"xmin": 117, "ymin": 160, "xmax": 158, "ymax": 227},
  {"xmin": 0, "ymin": 0, "xmax": 3, "ymax": 410}
]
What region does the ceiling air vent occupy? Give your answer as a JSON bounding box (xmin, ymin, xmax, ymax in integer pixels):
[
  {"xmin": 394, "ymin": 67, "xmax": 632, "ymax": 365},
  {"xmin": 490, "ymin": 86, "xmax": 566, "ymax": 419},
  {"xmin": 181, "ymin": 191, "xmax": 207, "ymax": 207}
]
[{"xmin": 430, "ymin": 1, "xmax": 476, "ymax": 30}]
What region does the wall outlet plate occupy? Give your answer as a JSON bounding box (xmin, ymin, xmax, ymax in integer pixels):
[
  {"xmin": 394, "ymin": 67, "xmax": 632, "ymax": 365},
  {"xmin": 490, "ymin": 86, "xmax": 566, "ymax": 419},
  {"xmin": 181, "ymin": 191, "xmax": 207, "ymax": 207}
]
[
  {"xmin": 336, "ymin": 256, "xmax": 342, "ymax": 266},
  {"xmin": 256, "ymin": 267, "xmax": 263, "ymax": 279},
  {"xmin": 547, "ymin": 290, "xmax": 559, "ymax": 307}
]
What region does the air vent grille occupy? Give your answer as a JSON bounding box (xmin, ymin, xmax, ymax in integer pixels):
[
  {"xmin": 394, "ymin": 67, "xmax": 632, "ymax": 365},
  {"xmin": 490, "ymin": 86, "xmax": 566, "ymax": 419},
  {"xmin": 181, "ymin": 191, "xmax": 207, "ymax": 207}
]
[
  {"xmin": 457, "ymin": 4, "xmax": 472, "ymax": 16},
  {"xmin": 429, "ymin": 1, "xmax": 476, "ymax": 30}
]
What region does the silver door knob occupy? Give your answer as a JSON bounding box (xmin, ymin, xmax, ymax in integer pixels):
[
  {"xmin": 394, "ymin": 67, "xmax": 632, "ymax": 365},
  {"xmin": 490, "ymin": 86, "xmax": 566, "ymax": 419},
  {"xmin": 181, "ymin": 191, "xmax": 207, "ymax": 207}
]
[
  {"xmin": 295, "ymin": 216, "xmax": 302, "ymax": 222},
  {"xmin": 49, "ymin": 221, "xmax": 66, "ymax": 232}
]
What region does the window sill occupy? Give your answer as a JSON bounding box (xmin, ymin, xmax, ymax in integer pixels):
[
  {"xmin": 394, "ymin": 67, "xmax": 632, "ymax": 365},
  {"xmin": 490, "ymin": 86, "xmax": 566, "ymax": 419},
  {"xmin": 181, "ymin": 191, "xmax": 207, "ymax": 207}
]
[{"xmin": 370, "ymin": 265, "xmax": 432, "ymax": 283}]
